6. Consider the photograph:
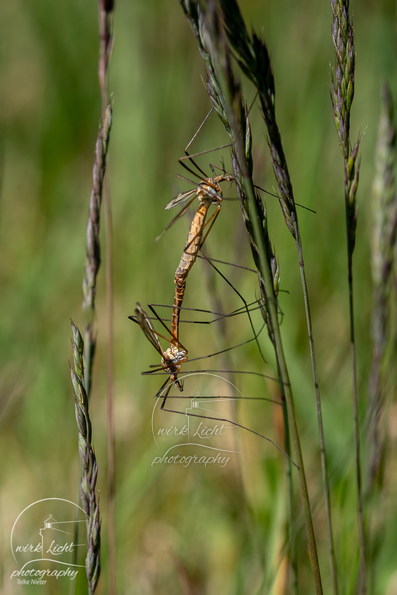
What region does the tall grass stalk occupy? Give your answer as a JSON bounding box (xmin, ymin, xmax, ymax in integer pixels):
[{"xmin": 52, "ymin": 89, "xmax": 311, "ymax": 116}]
[
  {"xmin": 70, "ymin": 321, "xmax": 101, "ymax": 595},
  {"xmin": 261, "ymin": 225, "xmax": 298, "ymax": 592},
  {"xmin": 329, "ymin": 1, "xmax": 364, "ymax": 593},
  {"xmin": 241, "ymin": 149, "xmax": 298, "ymax": 592},
  {"xmin": 258, "ymin": 211, "xmax": 298, "ymax": 593},
  {"xmin": 218, "ymin": 2, "xmax": 339, "ymax": 593},
  {"xmin": 178, "ymin": 2, "xmax": 323, "ymax": 592},
  {"xmin": 98, "ymin": 0, "xmax": 114, "ymax": 114},
  {"xmin": 80, "ymin": 103, "xmax": 112, "ymax": 594},
  {"xmin": 97, "ymin": 2, "xmax": 116, "ymax": 593},
  {"xmin": 368, "ymin": 82, "xmax": 397, "ymax": 489},
  {"xmin": 367, "ymin": 82, "xmax": 397, "ymax": 589},
  {"xmin": 82, "ymin": 104, "xmax": 113, "ymax": 394}
]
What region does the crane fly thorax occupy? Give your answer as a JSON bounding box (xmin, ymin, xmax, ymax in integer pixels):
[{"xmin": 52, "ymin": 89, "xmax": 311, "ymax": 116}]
[
  {"xmin": 197, "ymin": 174, "xmax": 234, "ymax": 206},
  {"xmin": 197, "ymin": 182, "xmax": 223, "ymax": 205},
  {"xmin": 161, "ymin": 346, "xmax": 187, "ymax": 374}
]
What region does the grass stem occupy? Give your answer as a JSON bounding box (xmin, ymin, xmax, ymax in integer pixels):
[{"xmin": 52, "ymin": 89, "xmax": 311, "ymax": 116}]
[
  {"xmin": 217, "ymin": 3, "xmax": 339, "ymax": 591},
  {"xmin": 70, "ymin": 321, "xmax": 101, "ymax": 594},
  {"xmin": 178, "ymin": 2, "xmax": 323, "ymax": 591},
  {"xmin": 98, "ymin": 2, "xmax": 116, "ymax": 593},
  {"xmin": 329, "ymin": 0, "xmax": 365, "ymax": 592}
]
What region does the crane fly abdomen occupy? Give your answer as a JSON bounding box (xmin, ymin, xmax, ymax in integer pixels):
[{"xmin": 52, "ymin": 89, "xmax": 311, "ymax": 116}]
[
  {"xmin": 175, "ymin": 202, "xmax": 208, "ymax": 278},
  {"xmin": 170, "ymin": 173, "xmax": 233, "ymax": 347}
]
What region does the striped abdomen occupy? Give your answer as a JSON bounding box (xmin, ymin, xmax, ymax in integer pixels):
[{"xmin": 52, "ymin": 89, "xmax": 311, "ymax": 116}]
[{"xmin": 171, "ymin": 202, "xmax": 209, "ymax": 346}]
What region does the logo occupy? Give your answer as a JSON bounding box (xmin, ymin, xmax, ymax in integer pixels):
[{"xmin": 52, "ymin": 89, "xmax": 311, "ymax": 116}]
[
  {"xmin": 151, "ymin": 373, "xmax": 245, "ymax": 468},
  {"xmin": 10, "ymin": 498, "xmax": 86, "ymax": 586}
]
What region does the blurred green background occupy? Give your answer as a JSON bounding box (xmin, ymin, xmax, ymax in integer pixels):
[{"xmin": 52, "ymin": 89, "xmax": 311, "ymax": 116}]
[{"xmin": 1, "ymin": 1, "xmax": 397, "ymax": 594}]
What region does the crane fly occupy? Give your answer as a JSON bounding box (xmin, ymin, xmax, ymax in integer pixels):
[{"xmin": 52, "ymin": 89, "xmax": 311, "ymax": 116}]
[
  {"xmin": 168, "ymin": 172, "xmax": 234, "ymax": 348},
  {"xmin": 154, "ymin": 113, "xmax": 236, "ymax": 349},
  {"xmin": 130, "ymin": 302, "xmax": 188, "ymax": 407},
  {"xmin": 130, "ymin": 301, "xmax": 295, "ymax": 464},
  {"xmin": 130, "ymin": 255, "xmax": 268, "ymax": 403}
]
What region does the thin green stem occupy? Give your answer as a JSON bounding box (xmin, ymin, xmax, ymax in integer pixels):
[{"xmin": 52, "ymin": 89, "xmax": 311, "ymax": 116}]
[
  {"xmin": 178, "ymin": 3, "xmax": 324, "ymax": 591},
  {"xmin": 346, "ymin": 198, "xmax": 366, "ymax": 595},
  {"xmin": 204, "ymin": 15, "xmax": 323, "ymax": 594},
  {"xmin": 70, "ymin": 321, "xmax": 101, "ymax": 594},
  {"xmin": 258, "ymin": 209, "xmax": 323, "ymax": 595},
  {"xmin": 295, "ymin": 236, "xmax": 338, "ymax": 595},
  {"xmin": 260, "ymin": 253, "xmax": 323, "ymax": 595},
  {"xmin": 214, "ymin": 2, "xmax": 338, "ymax": 590},
  {"xmin": 329, "ymin": 0, "xmax": 365, "ymax": 587},
  {"xmin": 98, "ymin": 2, "xmax": 116, "ymax": 593},
  {"xmin": 366, "ymin": 82, "xmax": 397, "ymax": 588},
  {"xmin": 278, "ymin": 360, "xmax": 298, "ymax": 595},
  {"xmin": 104, "ymin": 172, "xmax": 116, "ymax": 595}
]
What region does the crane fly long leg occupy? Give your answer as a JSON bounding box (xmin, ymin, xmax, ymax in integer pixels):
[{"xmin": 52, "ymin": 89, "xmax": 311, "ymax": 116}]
[
  {"xmin": 147, "ymin": 298, "xmax": 262, "ymax": 326},
  {"xmin": 160, "ymin": 394, "xmax": 282, "ymax": 405},
  {"xmin": 178, "ymin": 151, "xmax": 228, "ymax": 184},
  {"xmin": 178, "ymin": 109, "xmax": 231, "ymax": 182},
  {"xmin": 196, "ymin": 204, "xmax": 221, "ymax": 251},
  {"xmin": 157, "ymin": 378, "xmax": 173, "ymax": 408},
  {"xmin": 199, "ymin": 251, "xmax": 267, "ymax": 363},
  {"xmin": 147, "ymin": 368, "xmax": 282, "ymax": 384},
  {"xmin": 185, "ymin": 335, "xmax": 265, "ymax": 365},
  {"xmin": 254, "ymin": 183, "xmax": 317, "ymax": 214},
  {"xmin": 159, "ymin": 403, "xmax": 297, "ymax": 468},
  {"xmin": 183, "ymin": 107, "xmax": 214, "ymax": 155},
  {"xmin": 196, "ymin": 253, "xmax": 257, "ymax": 274},
  {"xmin": 178, "ymin": 143, "xmax": 232, "ymax": 164}
]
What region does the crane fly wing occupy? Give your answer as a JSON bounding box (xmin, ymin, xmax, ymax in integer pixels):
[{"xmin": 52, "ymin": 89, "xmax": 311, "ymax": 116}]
[
  {"xmin": 134, "ymin": 303, "xmax": 163, "ymax": 356},
  {"xmin": 155, "ymin": 191, "xmax": 198, "ymax": 242},
  {"xmin": 165, "ymin": 188, "xmax": 197, "ymax": 210}
]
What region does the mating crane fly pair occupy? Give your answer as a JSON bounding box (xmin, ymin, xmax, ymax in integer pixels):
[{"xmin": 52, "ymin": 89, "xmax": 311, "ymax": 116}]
[
  {"xmin": 128, "ymin": 130, "xmax": 298, "ymax": 460},
  {"xmin": 129, "ymin": 145, "xmax": 234, "ymax": 407}
]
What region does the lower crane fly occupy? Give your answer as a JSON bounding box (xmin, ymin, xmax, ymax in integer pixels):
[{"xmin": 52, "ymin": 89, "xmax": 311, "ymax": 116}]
[
  {"xmin": 129, "ymin": 302, "xmax": 188, "ymax": 407},
  {"xmin": 129, "ymin": 301, "xmax": 296, "ymax": 465}
]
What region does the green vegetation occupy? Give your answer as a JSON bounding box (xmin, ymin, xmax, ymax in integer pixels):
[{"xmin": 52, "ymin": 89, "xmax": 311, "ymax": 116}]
[{"xmin": 1, "ymin": 1, "xmax": 396, "ymax": 594}]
